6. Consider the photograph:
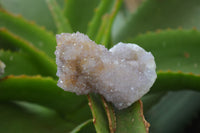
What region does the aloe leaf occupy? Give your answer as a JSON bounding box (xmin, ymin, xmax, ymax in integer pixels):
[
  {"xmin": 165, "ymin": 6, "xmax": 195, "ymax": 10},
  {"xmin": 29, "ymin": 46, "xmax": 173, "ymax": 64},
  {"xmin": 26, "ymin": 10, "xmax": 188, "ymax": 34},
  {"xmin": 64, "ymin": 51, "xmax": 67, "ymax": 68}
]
[
  {"xmin": 95, "ymin": 15, "xmax": 110, "ymax": 44},
  {"xmin": 129, "ymin": 29, "xmax": 200, "ymax": 132},
  {"xmin": 131, "ymin": 29, "xmax": 200, "ymax": 74},
  {"xmin": 64, "ymin": 0, "xmax": 100, "ymax": 33},
  {"xmin": 101, "ymin": 0, "xmax": 123, "ymax": 48},
  {"xmin": 0, "ymin": 102, "xmax": 75, "ymax": 133},
  {"xmin": 151, "ymin": 71, "xmax": 200, "ymax": 93},
  {"xmin": 87, "ymin": 0, "xmax": 114, "ymax": 40},
  {"xmin": 46, "ymin": 0, "xmax": 73, "ymax": 33},
  {"xmin": 0, "ymin": 50, "xmax": 39, "ymax": 77},
  {"xmin": 0, "ymin": 75, "xmax": 90, "ymax": 122},
  {"xmin": 115, "ymin": 100, "xmax": 149, "ymax": 133},
  {"xmin": 87, "ymin": 94, "xmax": 110, "ymax": 133},
  {"xmin": 146, "ymin": 91, "xmax": 200, "ymax": 133},
  {"xmin": 0, "ymin": 29, "xmax": 56, "ymax": 77},
  {"xmin": 142, "ymin": 92, "xmax": 166, "ymax": 113},
  {"xmin": 94, "ymin": 0, "xmax": 122, "ymax": 48},
  {"xmin": 101, "ymin": 96, "xmax": 116, "ymax": 133},
  {"xmin": 114, "ymin": 0, "xmax": 200, "ymax": 42},
  {"xmin": 70, "ymin": 119, "xmax": 96, "ymax": 133},
  {"xmin": 88, "ymin": 95, "xmax": 148, "ymax": 133},
  {"xmin": 0, "ymin": 0, "xmax": 57, "ymax": 32},
  {"xmin": 0, "ymin": 9, "xmax": 56, "ymax": 59}
]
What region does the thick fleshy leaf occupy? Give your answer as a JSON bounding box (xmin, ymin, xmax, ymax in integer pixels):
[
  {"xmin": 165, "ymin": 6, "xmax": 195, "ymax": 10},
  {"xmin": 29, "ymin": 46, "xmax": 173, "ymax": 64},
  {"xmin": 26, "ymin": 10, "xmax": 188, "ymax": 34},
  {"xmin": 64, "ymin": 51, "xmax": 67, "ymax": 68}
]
[
  {"xmin": 87, "ymin": 0, "xmax": 114, "ymax": 40},
  {"xmin": 129, "ymin": 29, "xmax": 200, "ymax": 132},
  {"xmin": 0, "ymin": 29, "xmax": 56, "ymax": 77},
  {"xmin": 70, "ymin": 119, "xmax": 96, "ymax": 133},
  {"xmin": 0, "ymin": 102, "xmax": 74, "ymax": 133},
  {"xmin": 0, "ymin": 9, "xmax": 56, "ymax": 59},
  {"xmin": 114, "ymin": 0, "xmax": 200, "ymax": 42},
  {"xmin": 146, "ymin": 91, "xmax": 200, "ymax": 133},
  {"xmin": 151, "ymin": 71, "xmax": 200, "ymax": 93},
  {"xmin": 100, "ymin": 0, "xmax": 123, "ymax": 48},
  {"xmin": 46, "ymin": 0, "xmax": 73, "ymax": 33},
  {"xmin": 87, "ymin": 94, "xmax": 110, "ymax": 133},
  {"xmin": 131, "ymin": 29, "xmax": 200, "ymax": 74},
  {"xmin": 64, "ymin": 0, "xmax": 100, "ymax": 33},
  {"xmin": 0, "ymin": 0, "xmax": 57, "ymax": 32},
  {"xmin": 115, "ymin": 100, "xmax": 149, "ymax": 133},
  {"xmin": 0, "ymin": 50, "xmax": 39, "ymax": 77},
  {"xmin": 0, "ymin": 75, "xmax": 91, "ymax": 124},
  {"xmin": 142, "ymin": 92, "xmax": 166, "ymax": 113}
]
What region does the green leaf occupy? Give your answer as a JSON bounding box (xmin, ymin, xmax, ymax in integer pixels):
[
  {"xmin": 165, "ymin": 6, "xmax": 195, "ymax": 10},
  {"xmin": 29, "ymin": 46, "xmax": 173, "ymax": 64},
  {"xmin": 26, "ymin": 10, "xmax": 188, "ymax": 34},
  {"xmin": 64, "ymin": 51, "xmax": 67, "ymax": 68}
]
[
  {"xmin": 46, "ymin": 0, "xmax": 73, "ymax": 33},
  {"xmin": 87, "ymin": 94, "xmax": 110, "ymax": 133},
  {"xmin": 146, "ymin": 91, "xmax": 200, "ymax": 133},
  {"xmin": 70, "ymin": 119, "xmax": 96, "ymax": 133},
  {"xmin": 131, "ymin": 29, "xmax": 200, "ymax": 74},
  {"xmin": 101, "ymin": 96, "xmax": 116, "ymax": 133},
  {"xmin": 0, "ymin": 0, "xmax": 57, "ymax": 32},
  {"xmin": 101, "ymin": 0, "xmax": 123, "ymax": 48},
  {"xmin": 0, "ymin": 29, "xmax": 56, "ymax": 77},
  {"xmin": 151, "ymin": 71, "xmax": 200, "ymax": 93},
  {"xmin": 0, "ymin": 9, "xmax": 56, "ymax": 59},
  {"xmin": 142, "ymin": 92, "xmax": 166, "ymax": 113},
  {"xmin": 115, "ymin": 100, "xmax": 149, "ymax": 133},
  {"xmin": 114, "ymin": 0, "xmax": 200, "ymax": 42},
  {"xmin": 0, "ymin": 75, "xmax": 91, "ymax": 123},
  {"xmin": 64, "ymin": 0, "xmax": 100, "ymax": 33},
  {"xmin": 95, "ymin": 15, "xmax": 110, "ymax": 44},
  {"xmin": 0, "ymin": 101, "xmax": 74, "ymax": 133},
  {"xmin": 0, "ymin": 50, "xmax": 39, "ymax": 77},
  {"xmin": 87, "ymin": 0, "xmax": 114, "ymax": 40}
]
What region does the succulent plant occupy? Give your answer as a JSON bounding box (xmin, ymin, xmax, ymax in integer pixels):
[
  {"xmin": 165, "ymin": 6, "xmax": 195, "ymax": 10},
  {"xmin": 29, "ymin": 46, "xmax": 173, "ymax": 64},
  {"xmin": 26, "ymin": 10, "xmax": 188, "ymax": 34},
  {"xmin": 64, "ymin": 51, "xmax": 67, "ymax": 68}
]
[{"xmin": 0, "ymin": 0, "xmax": 200, "ymax": 133}]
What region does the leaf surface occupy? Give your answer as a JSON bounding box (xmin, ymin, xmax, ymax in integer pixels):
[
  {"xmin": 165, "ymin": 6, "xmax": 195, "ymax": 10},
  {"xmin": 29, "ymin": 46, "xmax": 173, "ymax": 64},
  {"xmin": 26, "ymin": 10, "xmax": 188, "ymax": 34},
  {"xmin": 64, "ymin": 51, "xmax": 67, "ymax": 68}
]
[
  {"xmin": 0, "ymin": 102, "xmax": 74, "ymax": 133},
  {"xmin": 115, "ymin": 100, "xmax": 149, "ymax": 133},
  {"xmin": 0, "ymin": 0, "xmax": 57, "ymax": 32},
  {"xmin": 151, "ymin": 71, "xmax": 200, "ymax": 93},
  {"xmin": 114, "ymin": 0, "xmax": 200, "ymax": 42},
  {"xmin": 0, "ymin": 10, "xmax": 56, "ymax": 59},
  {"xmin": 0, "ymin": 50, "xmax": 39, "ymax": 77},
  {"xmin": 146, "ymin": 91, "xmax": 200, "ymax": 133},
  {"xmin": 64, "ymin": 0, "xmax": 100, "ymax": 33},
  {"xmin": 46, "ymin": 0, "xmax": 73, "ymax": 33},
  {"xmin": 0, "ymin": 75, "xmax": 91, "ymax": 124},
  {"xmin": 132, "ymin": 29, "xmax": 200, "ymax": 74},
  {"xmin": 70, "ymin": 119, "xmax": 96, "ymax": 133},
  {"xmin": 0, "ymin": 29, "xmax": 56, "ymax": 77}
]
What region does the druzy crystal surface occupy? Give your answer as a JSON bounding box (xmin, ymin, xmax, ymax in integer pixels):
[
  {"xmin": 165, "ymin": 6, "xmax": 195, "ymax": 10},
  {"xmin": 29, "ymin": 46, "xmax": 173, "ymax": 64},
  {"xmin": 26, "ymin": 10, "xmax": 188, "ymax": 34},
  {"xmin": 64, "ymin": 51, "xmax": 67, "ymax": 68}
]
[{"xmin": 55, "ymin": 32, "xmax": 157, "ymax": 109}]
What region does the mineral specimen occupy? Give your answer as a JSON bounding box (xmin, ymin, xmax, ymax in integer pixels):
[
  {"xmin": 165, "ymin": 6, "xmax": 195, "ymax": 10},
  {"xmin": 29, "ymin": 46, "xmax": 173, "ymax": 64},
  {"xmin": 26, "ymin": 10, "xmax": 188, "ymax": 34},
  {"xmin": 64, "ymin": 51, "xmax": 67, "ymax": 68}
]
[{"xmin": 55, "ymin": 32, "xmax": 157, "ymax": 109}]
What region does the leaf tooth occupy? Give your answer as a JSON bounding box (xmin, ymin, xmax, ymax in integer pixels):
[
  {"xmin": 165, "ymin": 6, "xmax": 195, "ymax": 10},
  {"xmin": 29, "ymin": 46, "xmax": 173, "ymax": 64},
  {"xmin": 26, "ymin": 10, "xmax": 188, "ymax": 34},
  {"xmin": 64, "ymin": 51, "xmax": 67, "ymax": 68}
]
[
  {"xmin": 0, "ymin": 9, "xmax": 55, "ymax": 37},
  {"xmin": 178, "ymin": 26, "xmax": 183, "ymax": 30},
  {"xmin": 29, "ymin": 20, "xmax": 36, "ymax": 25},
  {"xmin": 139, "ymin": 100, "xmax": 150, "ymax": 133},
  {"xmin": 167, "ymin": 69, "xmax": 172, "ymax": 72},
  {"xmin": 177, "ymin": 70, "xmax": 182, "ymax": 73},
  {"xmin": 145, "ymin": 30, "xmax": 151, "ymax": 34},
  {"xmin": 167, "ymin": 27, "xmax": 172, "ymax": 31},
  {"xmin": 156, "ymin": 29, "xmax": 161, "ymax": 33},
  {"xmin": 192, "ymin": 26, "xmax": 197, "ymax": 31},
  {"xmin": 93, "ymin": 118, "xmax": 96, "ymax": 124}
]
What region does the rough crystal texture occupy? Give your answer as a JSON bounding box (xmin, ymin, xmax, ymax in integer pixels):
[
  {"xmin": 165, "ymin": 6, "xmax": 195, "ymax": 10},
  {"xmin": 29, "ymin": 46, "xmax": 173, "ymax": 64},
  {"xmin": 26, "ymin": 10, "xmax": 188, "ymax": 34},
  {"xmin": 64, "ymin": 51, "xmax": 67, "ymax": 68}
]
[{"xmin": 55, "ymin": 32, "xmax": 157, "ymax": 110}]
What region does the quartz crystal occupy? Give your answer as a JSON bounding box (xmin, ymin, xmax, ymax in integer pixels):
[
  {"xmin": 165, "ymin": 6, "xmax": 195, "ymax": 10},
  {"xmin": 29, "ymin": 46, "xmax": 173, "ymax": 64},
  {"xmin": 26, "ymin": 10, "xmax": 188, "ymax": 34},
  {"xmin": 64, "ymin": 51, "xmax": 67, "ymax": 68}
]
[{"xmin": 55, "ymin": 32, "xmax": 157, "ymax": 110}]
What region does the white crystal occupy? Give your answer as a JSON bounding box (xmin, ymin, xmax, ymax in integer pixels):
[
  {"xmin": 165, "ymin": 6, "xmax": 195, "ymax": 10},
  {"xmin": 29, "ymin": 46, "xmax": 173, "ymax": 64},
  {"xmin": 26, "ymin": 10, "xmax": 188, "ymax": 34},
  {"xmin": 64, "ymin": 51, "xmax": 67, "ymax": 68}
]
[{"xmin": 55, "ymin": 32, "xmax": 157, "ymax": 110}]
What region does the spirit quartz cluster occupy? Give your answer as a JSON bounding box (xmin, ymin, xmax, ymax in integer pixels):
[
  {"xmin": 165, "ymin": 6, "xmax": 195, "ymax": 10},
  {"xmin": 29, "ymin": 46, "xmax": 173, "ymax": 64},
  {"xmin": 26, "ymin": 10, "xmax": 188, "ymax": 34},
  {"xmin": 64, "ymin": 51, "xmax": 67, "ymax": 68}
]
[{"xmin": 55, "ymin": 32, "xmax": 157, "ymax": 110}]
